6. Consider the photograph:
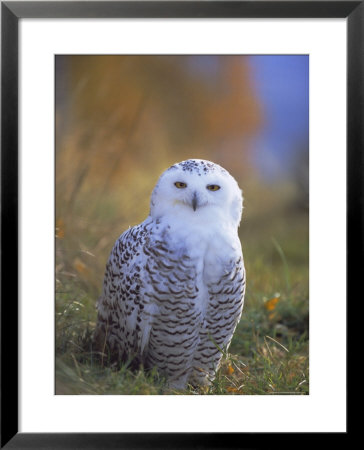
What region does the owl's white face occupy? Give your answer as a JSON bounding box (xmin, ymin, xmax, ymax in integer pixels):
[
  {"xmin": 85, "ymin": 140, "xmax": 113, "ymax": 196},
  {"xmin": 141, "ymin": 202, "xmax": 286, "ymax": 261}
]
[{"xmin": 150, "ymin": 159, "xmax": 243, "ymax": 229}]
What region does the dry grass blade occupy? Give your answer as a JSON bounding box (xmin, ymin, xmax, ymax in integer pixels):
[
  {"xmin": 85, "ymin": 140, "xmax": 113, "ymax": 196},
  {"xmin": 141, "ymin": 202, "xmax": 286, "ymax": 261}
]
[{"xmin": 265, "ymin": 335, "xmax": 289, "ymax": 353}]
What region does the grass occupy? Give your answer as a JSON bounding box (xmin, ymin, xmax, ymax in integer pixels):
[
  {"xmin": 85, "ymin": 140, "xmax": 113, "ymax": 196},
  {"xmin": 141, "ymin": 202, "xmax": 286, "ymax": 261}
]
[{"xmin": 56, "ymin": 190, "xmax": 309, "ymax": 395}]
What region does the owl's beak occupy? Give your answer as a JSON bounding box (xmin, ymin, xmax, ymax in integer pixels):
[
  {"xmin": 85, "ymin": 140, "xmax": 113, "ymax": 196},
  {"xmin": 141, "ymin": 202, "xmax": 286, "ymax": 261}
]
[{"xmin": 192, "ymin": 192, "xmax": 198, "ymax": 211}]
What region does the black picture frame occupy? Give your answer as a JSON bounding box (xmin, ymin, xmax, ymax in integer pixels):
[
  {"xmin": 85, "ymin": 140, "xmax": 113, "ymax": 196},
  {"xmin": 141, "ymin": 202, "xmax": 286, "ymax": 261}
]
[{"xmin": 1, "ymin": 1, "xmax": 359, "ymax": 447}]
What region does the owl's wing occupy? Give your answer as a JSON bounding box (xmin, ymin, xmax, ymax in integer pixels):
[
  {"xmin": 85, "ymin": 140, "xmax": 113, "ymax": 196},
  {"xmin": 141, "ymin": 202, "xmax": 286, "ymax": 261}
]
[
  {"xmin": 95, "ymin": 218, "xmax": 156, "ymax": 364},
  {"xmin": 191, "ymin": 249, "xmax": 245, "ymax": 383},
  {"xmin": 207, "ymin": 253, "xmax": 246, "ymax": 349}
]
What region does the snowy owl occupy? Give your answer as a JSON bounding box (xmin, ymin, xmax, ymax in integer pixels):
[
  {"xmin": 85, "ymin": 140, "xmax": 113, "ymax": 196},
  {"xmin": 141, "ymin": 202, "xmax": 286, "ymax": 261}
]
[{"xmin": 94, "ymin": 159, "xmax": 245, "ymax": 389}]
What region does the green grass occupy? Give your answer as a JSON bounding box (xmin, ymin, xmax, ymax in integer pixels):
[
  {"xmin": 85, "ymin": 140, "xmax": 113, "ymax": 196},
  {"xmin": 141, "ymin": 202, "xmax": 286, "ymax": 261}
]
[{"xmin": 56, "ymin": 200, "xmax": 309, "ymax": 395}]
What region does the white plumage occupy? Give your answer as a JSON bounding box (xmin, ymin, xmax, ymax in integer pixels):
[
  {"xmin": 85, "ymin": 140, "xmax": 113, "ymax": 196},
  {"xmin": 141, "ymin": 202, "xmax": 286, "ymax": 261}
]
[{"xmin": 95, "ymin": 159, "xmax": 245, "ymax": 389}]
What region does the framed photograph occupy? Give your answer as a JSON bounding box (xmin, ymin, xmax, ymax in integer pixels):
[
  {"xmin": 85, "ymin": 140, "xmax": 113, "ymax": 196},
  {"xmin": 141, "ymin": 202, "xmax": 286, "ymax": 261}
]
[{"xmin": 2, "ymin": 1, "xmax": 358, "ymax": 447}]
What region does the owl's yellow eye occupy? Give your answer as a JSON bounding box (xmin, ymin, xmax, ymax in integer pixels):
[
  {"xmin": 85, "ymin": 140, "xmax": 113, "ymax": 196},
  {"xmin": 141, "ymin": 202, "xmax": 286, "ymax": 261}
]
[
  {"xmin": 174, "ymin": 182, "xmax": 187, "ymax": 189},
  {"xmin": 207, "ymin": 184, "xmax": 220, "ymax": 191}
]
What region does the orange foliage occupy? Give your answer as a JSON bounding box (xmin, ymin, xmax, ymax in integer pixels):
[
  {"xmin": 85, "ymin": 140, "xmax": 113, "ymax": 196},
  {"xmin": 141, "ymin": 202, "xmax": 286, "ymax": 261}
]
[
  {"xmin": 56, "ymin": 55, "xmax": 262, "ymax": 205},
  {"xmin": 227, "ymin": 363, "xmax": 235, "ymax": 375},
  {"xmin": 264, "ymin": 297, "xmax": 280, "ymax": 311}
]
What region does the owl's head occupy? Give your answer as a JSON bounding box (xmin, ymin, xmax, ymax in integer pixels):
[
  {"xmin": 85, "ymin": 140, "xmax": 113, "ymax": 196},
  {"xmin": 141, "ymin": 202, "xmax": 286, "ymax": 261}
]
[{"xmin": 150, "ymin": 159, "xmax": 243, "ymax": 228}]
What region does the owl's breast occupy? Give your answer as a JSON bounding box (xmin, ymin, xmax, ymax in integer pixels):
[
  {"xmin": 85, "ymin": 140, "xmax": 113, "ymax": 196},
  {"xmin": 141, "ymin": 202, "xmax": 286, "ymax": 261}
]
[
  {"xmin": 203, "ymin": 234, "xmax": 241, "ymax": 284},
  {"xmin": 157, "ymin": 220, "xmax": 242, "ymax": 285}
]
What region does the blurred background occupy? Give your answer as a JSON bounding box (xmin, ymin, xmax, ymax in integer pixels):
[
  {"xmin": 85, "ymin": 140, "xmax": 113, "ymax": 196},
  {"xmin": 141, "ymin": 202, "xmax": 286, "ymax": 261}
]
[{"xmin": 56, "ymin": 55, "xmax": 309, "ymax": 394}]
